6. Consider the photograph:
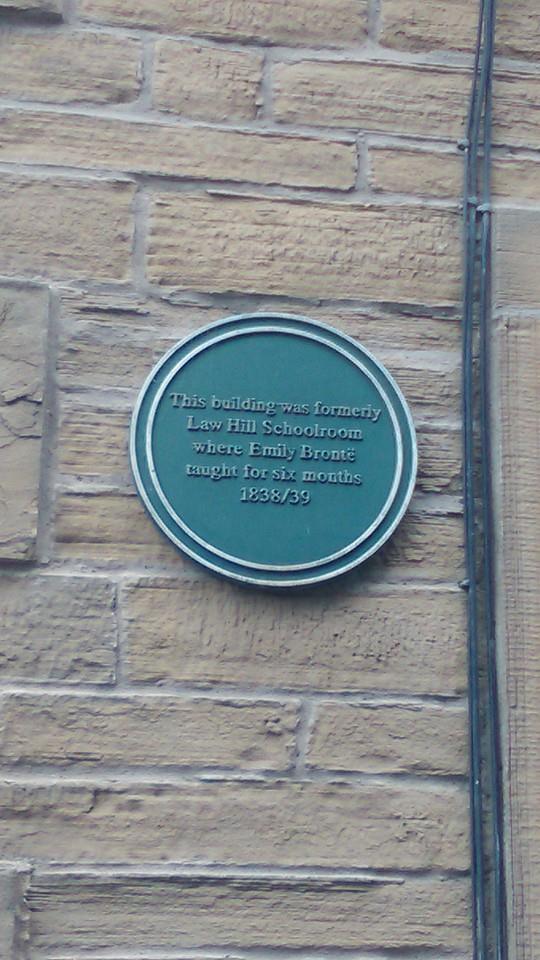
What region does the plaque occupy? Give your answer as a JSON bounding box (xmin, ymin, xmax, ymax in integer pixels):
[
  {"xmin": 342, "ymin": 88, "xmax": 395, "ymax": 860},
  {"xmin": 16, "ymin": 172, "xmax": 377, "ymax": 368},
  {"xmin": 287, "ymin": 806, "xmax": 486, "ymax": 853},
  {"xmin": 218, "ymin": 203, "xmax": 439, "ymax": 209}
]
[{"xmin": 131, "ymin": 314, "xmax": 417, "ymax": 587}]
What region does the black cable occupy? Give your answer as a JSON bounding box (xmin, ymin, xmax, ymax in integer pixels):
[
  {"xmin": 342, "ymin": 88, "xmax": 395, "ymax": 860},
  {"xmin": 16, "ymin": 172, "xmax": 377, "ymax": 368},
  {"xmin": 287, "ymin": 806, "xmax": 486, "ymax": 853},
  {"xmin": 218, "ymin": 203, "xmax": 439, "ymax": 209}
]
[
  {"xmin": 463, "ymin": 1, "xmax": 507, "ymax": 959},
  {"xmin": 463, "ymin": 140, "xmax": 487, "ymax": 960},
  {"xmin": 463, "ymin": 7, "xmax": 487, "ymax": 955},
  {"xmin": 477, "ymin": 3, "xmax": 508, "ymax": 958}
]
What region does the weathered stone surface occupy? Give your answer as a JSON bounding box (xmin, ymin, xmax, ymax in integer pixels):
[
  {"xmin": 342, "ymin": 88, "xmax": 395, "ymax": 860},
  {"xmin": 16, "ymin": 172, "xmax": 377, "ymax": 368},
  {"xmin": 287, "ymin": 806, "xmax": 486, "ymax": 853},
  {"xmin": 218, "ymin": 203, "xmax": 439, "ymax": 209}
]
[
  {"xmin": 377, "ymin": 509, "xmax": 464, "ymax": 582},
  {"xmin": 0, "ymin": 0, "xmax": 61, "ymax": 18},
  {"xmin": 0, "ymin": 868, "xmax": 29, "ymax": 960},
  {"xmin": 369, "ymin": 147, "xmax": 463, "ymax": 199},
  {"xmin": 0, "ymin": 780, "xmax": 469, "ymax": 870},
  {"xmin": 370, "ymin": 147, "xmax": 540, "ymax": 202},
  {"xmin": 417, "ymin": 427, "xmax": 461, "ymax": 494},
  {"xmin": 58, "ymin": 402, "xmax": 131, "ymax": 481},
  {"xmin": 0, "ymin": 694, "xmax": 297, "ymax": 770},
  {"xmin": 494, "ymin": 72, "xmax": 540, "ymax": 148},
  {"xmin": 147, "ymin": 192, "xmax": 461, "ymax": 304},
  {"xmin": 153, "ymin": 39, "xmax": 263, "ymax": 121},
  {"xmin": 308, "ymin": 703, "xmax": 468, "ymax": 775},
  {"xmin": 0, "ymin": 291, "xmax": 44, "ymax": 399},
  {"xmin": 57, "ymin": 288, "xmax": 225, "ymax": 333},
  {"xmin": 56, "ymin": 322, "xmax": 459, "ymax": 424},
  {"xmin": 380, "ymin": 0, "xmax": 540, "ymax": 61},
  {"xmin": 58, "ymin": 288, "xmax": 461, "ymax": 349},
  {"xmin": 307, "ymin": 307, "xmax": 460, "ymax": 352},
  {"xmin": 493, "ymin": 312, "xmax": 540, "ymax": 959},
  {"xmin": 27, "ymin": 873, "xmax": 471, "ymax": 953},
  {"xmin": 54, "ymin": 492, "xmax": 189, "ymax": 567},
  {"xmin": 495, "ymin": 210, "xmax": 540, "ymax": 307},
  {"xmin": 0, "ymin": 175, "xmax": 134, "ymax": 281},
  {"xmin": 0, "ymin": 110, "xmax": 356, "ymax": 190},
  {"xmin": 274, "ymin": 60, "xmax": 540, "ymax": 148},
  {"xmin": 55, "ymin": 293, "xmax": 223, "ymax": 396},
  {"xmin": 496, "ymin": 1, "xmax": 540, "ymax": 60},
  {"xmin": 482, "ymin": 156, "xmax": 540, "ymax": 201},
  {"xmin": 381, "ymin": 350, "xmax": 460, "ymax": 422},
  {"xmin": 0, "ymin": 576, "xmax": 116, "ymax": 683},
  {"xmin": 55, "ymin": 296, "xmax": 459, "ymax": 389},
  {"xmin": 122, "ymin": 580, "xmax": 466, "ymax": 694},
  {"xmin": 79, "ymin": 0, "xmax": 368, "ymax": 46},
  {"xmin": 273, "ymin": 60, "xmax": 470, "ymax": 137},
  {"xmin": 57, "ymin": 322, "xmax": 157, "ymax": 393},
  {"xmin": 379, "ymin": 0, "xmax": 477, "ymax": 53},
  {"xmin": 0, "ymin": 30, "xmax": 141, "ymax": 104},
  {"xmin": 0, "ymin": 285, "xmax": 47, "ymax": 560}
]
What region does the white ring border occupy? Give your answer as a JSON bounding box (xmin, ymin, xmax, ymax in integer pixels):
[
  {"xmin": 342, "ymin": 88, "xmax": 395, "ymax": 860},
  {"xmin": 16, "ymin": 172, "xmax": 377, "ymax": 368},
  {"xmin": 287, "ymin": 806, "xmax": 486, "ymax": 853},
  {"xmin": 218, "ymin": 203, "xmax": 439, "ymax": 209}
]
[
  {"xmin": 145, "ymin": 326, "xmax": 403, "ymax": 572},
  {"xmin": 130, "ymin": 313, "xmax": 418, "ymax": 588}
]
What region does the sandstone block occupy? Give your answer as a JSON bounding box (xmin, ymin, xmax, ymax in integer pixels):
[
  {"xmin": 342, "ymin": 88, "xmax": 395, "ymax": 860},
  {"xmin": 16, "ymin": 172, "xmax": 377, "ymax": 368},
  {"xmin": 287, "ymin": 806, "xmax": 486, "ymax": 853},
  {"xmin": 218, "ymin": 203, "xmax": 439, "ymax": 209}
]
[
  {"xmin": 0, "ymin": 576, "xmax": 116, "ymax": 682},
  {"xmin": 59, "ymin": 289, "xmax": 461, "ymax": 349},
  {"xmin": 274, "ymin": 60, "xmax": 540, "ymax": 149},
  {"xmin": 79, "ymin": 0, "xmax": 368, "ymax": 46},
  {"xmin": 493, "ymin": 312, "xmax": 540, "ymax": 956},
  {"xmin": 370, "ymin": 146, "xmax": 540, "ymax": 203},
  {"xmin": 369, "ymin": 147, "xmax": 463, "ymax": 199},
  {"xmin": 58, "ymin": 287, "xmax": 224, "ymax": 332},
  {"xmin": 0, "ymin": 175, "xmax": 134, "ymax": 282},
  {"xmin": 58, "ymin": 402, "xmax": 131, "ymax": 481},
  {"xmin": 122, "ymin": 579, "xmax": 467, "ymax": 694},
  {"xmin": 494, "ymin": 72, "xmax": 540, "ymax": 149},
  {"xmin": 0, "ymin": 868, "xmax": 29, "ymax": 960},
  {"xmin": 0, "ymin": 780, "xmax": 469, "ymax": 870},
  {"xmin": 0, "ymin": 0, "xmax": 61, "ymax": 18},
  {"xmin": 26, "ymin": 873, "xmax": 471, "ymax": 953},
  {"xmin": 0, "ymin": 285, "xmax": 47, "ymax": 560},
  {"xmin": 495, "ymin": 210, "xmax": 540, "ymax": 307},
  {"xmin": 153, "ymin": 39, "xmax": 263, "ymax": 121},
  {"xmin": 54, "ymin": 492, "xmax": 189, "ymax": 567},
  {"xmin": 417, "ymin": 427, "xmax": 461, "ymax": 494},
  {"xmin": 0, "ymin": 693, "xmax": 297, "ymax": 770},
  {"xmin": 55, "ymin": 291, "xmax": 225, "ymax": 397},
  {"xmin": 381, "ymin": 350, "xmax": 460, "ymax": 422},
  {"xmin": 308, "ymin": 703, "xmax": 468, "ymax": 775},
  {"xmin": 273, "ymin": 60, "xmax": 470, "ymax": 138},
  {"xmin": 495, "ymin": 1, "xmax": 540, "ymax": 60},
  {"xmin": 379, "ymin": 0, "xmax": 477, "ymax": 54},
  {"xmin": 0, "ymin": 110, "xmax": 356, "ymax": 190},
  {"xmin": 380, "ymin": 0, "xmax": 540, "ymax": 61},
  {"xmin": 57, "ymin": 321, "xmax": 157, "ymax": 392},
  {"xmin": 0, "ymin": 30, "xmax": 141, "ymax": 104},
  {"xmin": 377, "ymin": 509, "xmax": 464, "ymax": 582},
  {"xmin": 303, "ymin": 307, "xmax": 460, "ymax": 351},
  {"xmin": 492, "ymin": 156, "xmax": 540, "ymax": 201},
  {"xmin": 147, "ymin": 192, "xmax": 461, "ymax": 304}
]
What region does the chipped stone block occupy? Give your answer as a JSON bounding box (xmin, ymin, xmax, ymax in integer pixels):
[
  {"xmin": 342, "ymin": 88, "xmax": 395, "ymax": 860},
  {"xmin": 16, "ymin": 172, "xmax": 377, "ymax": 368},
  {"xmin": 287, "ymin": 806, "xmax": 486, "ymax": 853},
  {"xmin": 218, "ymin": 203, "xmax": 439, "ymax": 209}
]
[{"xmin": 0, "ymin": 285, "xmax": 47, "ymax": 560}]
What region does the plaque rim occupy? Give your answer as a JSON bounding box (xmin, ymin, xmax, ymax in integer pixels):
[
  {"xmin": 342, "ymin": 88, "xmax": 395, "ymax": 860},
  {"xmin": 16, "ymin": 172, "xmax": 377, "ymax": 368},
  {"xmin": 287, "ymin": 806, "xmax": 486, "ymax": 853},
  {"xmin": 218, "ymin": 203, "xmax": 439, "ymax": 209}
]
[{"xmin": 130, "ymin": 312, "xmax": 418, "ymax": 588}]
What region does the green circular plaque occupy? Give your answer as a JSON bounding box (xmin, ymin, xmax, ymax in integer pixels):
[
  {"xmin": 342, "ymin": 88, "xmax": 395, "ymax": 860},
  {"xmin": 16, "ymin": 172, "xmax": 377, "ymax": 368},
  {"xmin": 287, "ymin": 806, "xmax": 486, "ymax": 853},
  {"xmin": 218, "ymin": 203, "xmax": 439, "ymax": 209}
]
[{"xmin": 131, "ymin": 314, "xmax": 417, "ymax": 587}]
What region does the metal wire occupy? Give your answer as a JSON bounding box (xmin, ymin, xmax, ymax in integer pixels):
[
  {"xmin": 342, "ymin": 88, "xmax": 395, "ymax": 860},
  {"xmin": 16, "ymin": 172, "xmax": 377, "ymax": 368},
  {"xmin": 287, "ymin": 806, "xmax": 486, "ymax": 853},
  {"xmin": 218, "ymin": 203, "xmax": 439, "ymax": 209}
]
[{"xmin": 463, "ymin": 1, "xmax": 507, "ymax": 958}]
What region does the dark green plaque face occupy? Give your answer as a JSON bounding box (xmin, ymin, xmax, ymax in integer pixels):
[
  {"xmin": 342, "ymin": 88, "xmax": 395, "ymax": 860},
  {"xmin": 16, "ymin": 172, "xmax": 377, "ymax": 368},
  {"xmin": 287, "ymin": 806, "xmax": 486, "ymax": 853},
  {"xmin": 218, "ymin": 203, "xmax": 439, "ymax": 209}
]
[{"xmin": 131, "ymin": 314, "xmax": 417, "ymax": 587}]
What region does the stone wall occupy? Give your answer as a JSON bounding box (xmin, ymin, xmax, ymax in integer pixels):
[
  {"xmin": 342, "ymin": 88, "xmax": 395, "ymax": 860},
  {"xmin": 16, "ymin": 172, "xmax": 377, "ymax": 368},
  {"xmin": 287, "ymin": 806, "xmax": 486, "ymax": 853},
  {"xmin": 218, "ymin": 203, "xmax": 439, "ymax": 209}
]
[
  {"xmin": 0, "ymin": 0, "xmax": 538, "ymax": 956},
  {"xmin": 494, "ymin": 213, "xmax": 540, "ymax": 958}
]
